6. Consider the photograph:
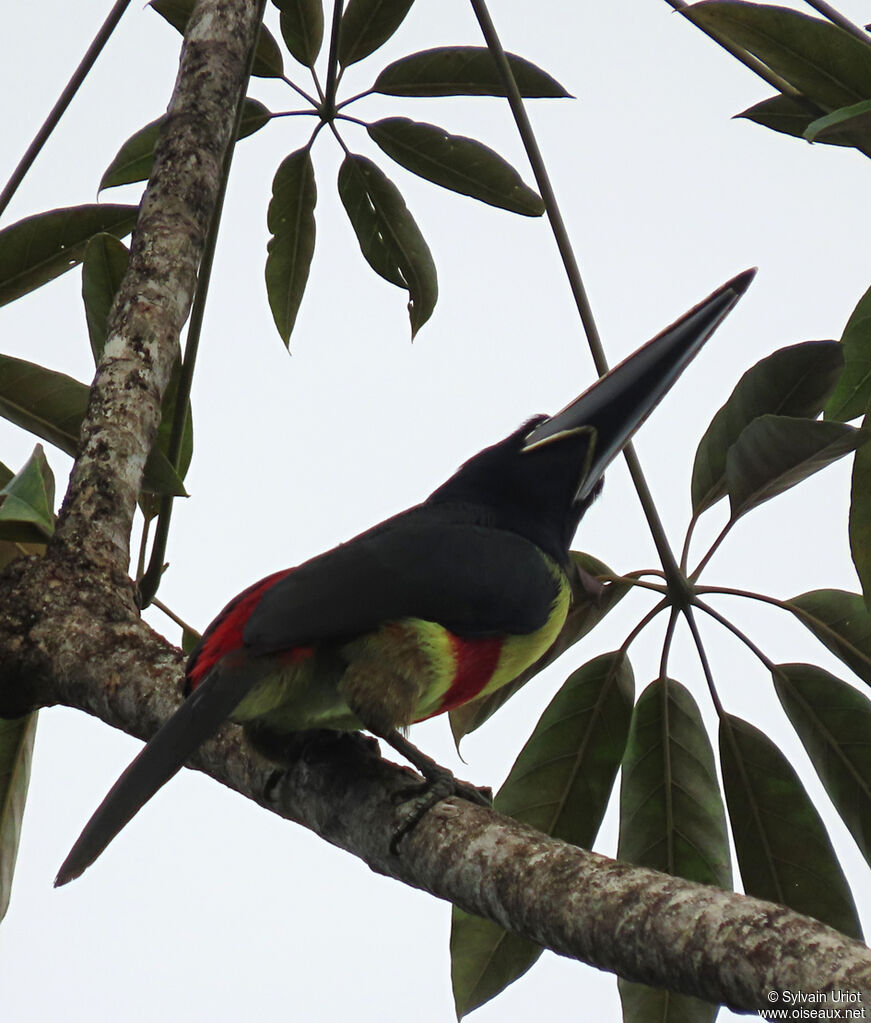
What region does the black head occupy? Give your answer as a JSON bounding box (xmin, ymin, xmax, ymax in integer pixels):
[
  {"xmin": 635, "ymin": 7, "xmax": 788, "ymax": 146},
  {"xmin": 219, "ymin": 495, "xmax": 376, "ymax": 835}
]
[{"xmin": 428, "ymin": 270, "xmax": 756, "ymax": 566}]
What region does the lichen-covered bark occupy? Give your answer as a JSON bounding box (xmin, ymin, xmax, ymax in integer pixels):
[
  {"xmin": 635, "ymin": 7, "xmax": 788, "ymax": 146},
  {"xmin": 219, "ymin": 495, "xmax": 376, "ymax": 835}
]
[{"xmin": 0, "ymin": 0, "xmax": 867, "ymax": 1015}]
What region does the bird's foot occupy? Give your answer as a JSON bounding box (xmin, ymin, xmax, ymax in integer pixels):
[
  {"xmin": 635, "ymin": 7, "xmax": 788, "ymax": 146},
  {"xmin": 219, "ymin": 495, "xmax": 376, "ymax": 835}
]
[{"xmin": 375, "ymin": 728, "xmax": 491, "ymax": 853}]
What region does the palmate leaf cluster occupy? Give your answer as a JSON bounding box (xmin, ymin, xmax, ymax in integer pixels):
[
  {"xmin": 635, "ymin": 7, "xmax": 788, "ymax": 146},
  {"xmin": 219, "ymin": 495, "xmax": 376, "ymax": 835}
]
[{"xmin": 0, "ymin": 2, "xmax": 871, "ymax": 1021}]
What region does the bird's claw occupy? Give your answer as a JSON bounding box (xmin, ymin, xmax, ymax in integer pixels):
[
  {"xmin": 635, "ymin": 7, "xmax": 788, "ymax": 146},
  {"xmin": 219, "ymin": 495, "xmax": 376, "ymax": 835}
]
[{"xmin": 389, "ymin": 771, "xmax": 492, "ymax": 854}]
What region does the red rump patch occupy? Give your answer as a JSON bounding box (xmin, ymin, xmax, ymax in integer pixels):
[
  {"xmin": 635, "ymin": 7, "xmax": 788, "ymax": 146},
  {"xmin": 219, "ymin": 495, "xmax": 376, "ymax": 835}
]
[
  {"xmin": 186, "ymin": 568, "xmax": 313, "ymax": 690},
  {"xmin": 429, "ymin": 634, "xmax": 503, "ymax": 717}
]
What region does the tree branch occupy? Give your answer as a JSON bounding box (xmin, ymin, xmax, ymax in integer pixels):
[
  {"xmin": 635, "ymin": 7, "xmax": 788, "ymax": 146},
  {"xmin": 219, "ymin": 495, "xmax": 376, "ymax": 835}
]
[{"xmin": 0, "ymin": 0, "xmax": 867, "ymax": 1015}]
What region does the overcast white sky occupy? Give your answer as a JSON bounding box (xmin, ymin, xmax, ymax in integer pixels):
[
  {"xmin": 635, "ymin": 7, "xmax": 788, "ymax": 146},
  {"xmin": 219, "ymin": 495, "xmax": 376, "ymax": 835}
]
[{"xmin": 1, "ymin": 1, "xmax": 870, "ymax": 1020}]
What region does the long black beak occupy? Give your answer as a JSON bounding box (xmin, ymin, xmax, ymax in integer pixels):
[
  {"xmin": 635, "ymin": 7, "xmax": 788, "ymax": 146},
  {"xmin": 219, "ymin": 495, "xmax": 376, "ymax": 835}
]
[{"xmin": 523, "ymin": 268, "xmax": 756, "ymax": 499}]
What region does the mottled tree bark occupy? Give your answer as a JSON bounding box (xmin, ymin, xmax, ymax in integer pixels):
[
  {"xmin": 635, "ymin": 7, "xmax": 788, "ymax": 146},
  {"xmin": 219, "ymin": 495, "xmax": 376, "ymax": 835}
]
[{"xmin": 0, "ymin": 1, "xmax": 867, "ymax": 1017}]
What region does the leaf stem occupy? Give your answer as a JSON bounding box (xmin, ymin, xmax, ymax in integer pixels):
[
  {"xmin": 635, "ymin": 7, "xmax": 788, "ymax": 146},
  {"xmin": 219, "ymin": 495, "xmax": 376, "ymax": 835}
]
[
  {"xmin": 619, "ymin": 599, "xmax": 669, "ymax": 655},
  {"xmin": 280, "ymin": 74, "xmax": 319, "ymax": 107},
  {"xmin": 337, "ymin": 88, "xmax": 375, "ymax": 110},
  {"xmin": 151, "ymin": 596, "xmax": 199, "ymax": 639},
  {"xmin": 690, "ymin": 517, "xmax": 734, "ymax": 581},
  {"xmin": 694, "ymin": 597, "xmax": 776, "ymax": 674},
  {"xmin": 801, "ymin": 1, "xmax": 871, "ymax": 47},
  {"xmin": 469, "ymin": 0, "xmax": 690, "ymax": 607},
  {"xmin": 323, "ymin": 0, "xmax": 344, "ymax": 115},
  {"xmin": 683, "ymin": 604, "xmax": 726, "ymax": 716},
  {"xmin": 0, "ymin": 0, "xmax": 132, "ymax": 219}
]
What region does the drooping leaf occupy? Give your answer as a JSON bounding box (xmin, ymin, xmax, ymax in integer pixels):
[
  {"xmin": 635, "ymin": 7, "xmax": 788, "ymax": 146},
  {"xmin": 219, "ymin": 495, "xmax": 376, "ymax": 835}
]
[
  {"xmin": 719, "ymin": 713, "xmax": 862, "ymax": 939},
  {"xmin": 451, "ymin": 651, "xmax": 634, "ymax": 1017},
  {"xmin": 619, "ymin": 678, "xmax": 731, "ymax": 887},
  {"xmin": 275, "ymin": 0, "xmax": 323, "ymax": 67},
  {"xmin": 265, "ymin": 148, "xmax": 317, "ymax": 345},
  {"xmin": 805, "ymin": 98, "xmax": 871, "ymax": 144},
  {"xmin": 684, "ymin": 3, "xmax": 871, "ymax": 109},
  {"xmin": 150, "ymin": 0, "xmax": 284, "ymax": 77},
  {"xmin": 0, "ymin": 712, "xmax": 37, "ymax": 924},
  {"xmin": 618, "ymin": 978, "xmax": 718, "ymax": 1023},
  {"xmin": 826, "ymin": 283, "xmax": 871, "ymax": 423},
  {"xmin": 368, "ymin": 118, "xmax": 543, "ymax": 216},
  {"xmin": 100, "ymin": 99, "xmax": 272, "ymax": 191},
  {"xmin": 0, "ymin": 205, "xmax": 138, "ymax": 308},
  {"xmin": 337, "ymin": 0, "xmax": 415, "ymax": 68},
  {"xmin": 450, "ymin": 553, "xmax": 632, "ymax": 742},
  {"xmin": 0, "ymin": 355, "xmax": 186, "ymax": 497},
  {"xmin": 786, "ymin": 589, "xmax": 871, "ymax": 687},
  {"xmin": 773, "ymin": 663, "xmax": 871, "ymax": 869},
  {"xmin": 725, "ymin": 415, "xmax": 865, "ymax": 521},
  {"xmin": 0, "ymin": 445, "xmax": 55, "ymax": 542},
  {"xmin": 373, "ymin": 46, "xmax": 570, "ymax": 98},
  {"xmin": 850, "ymin": 416, "xmax": 871, "ymax": 610},
  {"xmin": 738, "ymin": 93, "xmax": 838, "ymax": 144},
  {"xmin": 691, "ymin": 340, "xmax": 843, "ymax": 515},
  {"xmin": 82, "ymin": 234, "xmax": 130, "ymax": 363},
  {"xmin": 337, "ymin": 154, "xmax": 436, "ymax": 338}
]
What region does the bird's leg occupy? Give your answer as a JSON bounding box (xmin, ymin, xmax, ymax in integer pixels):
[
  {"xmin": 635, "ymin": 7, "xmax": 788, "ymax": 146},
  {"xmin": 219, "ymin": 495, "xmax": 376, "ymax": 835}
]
[{"xmin": 375, "ymin": 728, "xmax": 492, "ymax": 853}]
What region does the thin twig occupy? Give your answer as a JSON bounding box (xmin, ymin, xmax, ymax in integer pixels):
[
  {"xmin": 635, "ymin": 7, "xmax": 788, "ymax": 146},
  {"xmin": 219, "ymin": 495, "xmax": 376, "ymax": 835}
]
[
  {"xmin": 0, "ymin": 0, "xmax": 132, "ymax": 219},
  {"xmin": 801, "ymin": 0, "xmax": 871, "ymax": 46}
]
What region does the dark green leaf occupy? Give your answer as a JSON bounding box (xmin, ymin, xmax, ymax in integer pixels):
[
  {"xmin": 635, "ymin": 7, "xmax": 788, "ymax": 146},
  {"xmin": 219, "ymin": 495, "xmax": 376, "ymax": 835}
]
[
  {"xmin": 618, "ymin": 978, "xmax": 718, "ymax": 1023},
  {"xmin": 275, "ymin": 0, "xmax": 323, "ymax": 67},
  {"xmin": 725, "ymin": 415, "xmax": 866, "ymax": 520},
  {"xmin": 805, "ymin": 98, "xmax": 871, "ymax": 144},
  {"xmin": 337, "ymin": 154, "xmax": 436, "ymax": 338},
  {"xmin": 451, "ymin": 651, "xmax": 633, "ymax": 1017},
  {"xmin": 738, "ymin": 93, "xmax": 830, "ymax": 143},
  {"xmin": 450, "ymin": 553, "xmax": 631, "ymax": 742},
  {"xmin": 684, "ymin": 3, "xmax": 871, "ymax": 109},
  {"xmin": 0, "ymin": 464, "xmax": 13, "ymax": 489},
  {"xmin": 151, "ymin": 0, "xmax": 284, "ymax": 77},
  {"xmin": 0, "ymin": 712, "xmax": 37, "ymax": 924},
  {"xmin": 619, "ymin": 679, "xmax": 731, "ymax": 888},
  {"xmin": 338, "ymin": 0, "xmax": 414, "ymax": 67},
  {"xmin": 786, "ymin": 589, "xmax": 871, "ymax": 687},
  {"xmin": 82, "ymin": 234, "xmax": 130, "ymax": 363},
  {"xmin": 691, "ymin": 341, "xmax": 843, "ymax": 515},
  {"xmin": 373, "ymin": 46, "xmax": 570, "ymax": 98},
  {"xmin": 0, "ymin": 445, "xmax": 55, "ymax": 542},
  {"xmin": 774, "ymin": 663, "xmax": 871, "ymax": 869},
  {"xmin": 100, "ymin": 99, "xmax": 271, "ymax": 191},
  {"xmin": 826, "ymin": 283, "xmax": 871, "ymax": 423},
  {"xmin": 450, "ymin": 909, "xmax": 541, "ymax": 1021},
  {"xmin": 0, "ymin": 205, "xmax": 138, "ymax": 308},
  {"xmin": 266, "ymin": 148, "xmax": 317, "ymax": 345},
  {"xmin": 850, "ymin": 416, "xmax": 871, "ymax": 610},
  {"xmin": 0, "ymin": 355, "xmax": 186, "ymax": 497},
  {"xmin": 182, "ymin": 624, "xmax": 201, "ymax": 656},
  {"xmin": 368, "ymin": 118, "xmax": 543, "ymax": 216},
  {"xmin": 719, "ymin": 713, "xmax": 861, "ymax": 939}
]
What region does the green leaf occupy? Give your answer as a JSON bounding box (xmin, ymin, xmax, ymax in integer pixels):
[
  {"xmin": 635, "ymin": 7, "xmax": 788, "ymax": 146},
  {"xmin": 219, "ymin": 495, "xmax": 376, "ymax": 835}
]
[
  {"xmin": 618, "ymin": 978, "xmax": 718, "ymax": 1023},
  {"xmin": 368, "ymin": 118, "xmax": 543, "ymax": 216},
  {"xmin": 150, "ymin": 0, "xmax": 284, "ymax": 77},
  {"xmin": 691, "ymin": 341, "xmax": 843, "ymax": 515},
  {"xmin": 450, "ymin": 553, "xmax": 632, "ymax": 742},
  {"xmin": 450, "ymin": 910, "xmax": 541, "ymax": 1022},
  {"xmin": 450, "ymin": 651, "xmax": 634, "ymax": 1017},
  {"xmin": 100, "ymin": 99, "xmax": 272, "ymax": 191},
  {"xmin": 0, "ymin": 712, "xmax": 37, "ymax": 924},
  {"xmin": 725, "ymin": 415, "xmax": 866, "ymax": 521},
  {"xmin": 373, "ymin": 46, "xmax": 571, "ymax": 98},
  {"xmin": 0, "ymin": 205, "xmax": 138, "ymax": 308},
  {"xmin": 684, "ymin": 2, "xmax": 871, "ymax": 109},
  {"xmin": 805, "ymin": 98, "xmax": 871, "ymax": 144},
  {"xmin": 826, "ymin": 283, "xmax": 871, "ymax": 423},
  {"xmin": 338, "ymin": 0, "xmax": 415, "ymax": 67},
  {"xmin": 82, "ymin": 235, "xmax": 130, "ymax": 363},
  {"xmin": 786, "ymin": 589, "xmax": 871, "ymax": 688},
  {"xmin": 0, "ymin": 445, "xmax": 56, "ymax": 542},
  {"xmin": 619, "ymin": 679, "xmax": 731, "ymax": 887},
  {"xmin": 773, "ymin": 663, "xmax": 871, "ymax": 869},
  {"xmin": 337, "ymin": 154, "xmax": 436, "ymax": 339},
  {"xmin": 719, "ymin": 713, "xmax": 862, "ymax": 939},
  {"xmin": 0, "ymin": 354, "xmax": 186, "ymax": 497},
  {"xmin": 850, "ymin": 416, "xmax": 871, "ymax": 610},
  {"xmin": 265, "ymin": 148, "xmax": 317, "ymax": 346},
  {"xmin": 275, "ymin": 0, "xmax": 323, "ymax": 67}
]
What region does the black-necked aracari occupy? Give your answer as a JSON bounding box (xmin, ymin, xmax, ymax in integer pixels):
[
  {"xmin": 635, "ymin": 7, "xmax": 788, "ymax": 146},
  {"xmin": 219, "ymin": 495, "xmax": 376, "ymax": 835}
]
[{"xmin": 56, "ymin": 269, "xmax": 755, "ymax": 885}]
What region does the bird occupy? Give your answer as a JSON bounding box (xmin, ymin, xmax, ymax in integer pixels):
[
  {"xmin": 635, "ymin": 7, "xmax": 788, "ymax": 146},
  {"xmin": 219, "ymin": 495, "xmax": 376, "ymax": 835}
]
[{"xmin": 56, "ymin": 269, "xmax": 755, "ymax": 885}]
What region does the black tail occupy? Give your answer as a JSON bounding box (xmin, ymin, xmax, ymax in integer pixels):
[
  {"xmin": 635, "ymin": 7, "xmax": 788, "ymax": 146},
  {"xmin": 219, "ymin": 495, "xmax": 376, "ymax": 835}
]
[{"xmin": 55, "ymin": 670, "xmax": 250, "ymax": 886}]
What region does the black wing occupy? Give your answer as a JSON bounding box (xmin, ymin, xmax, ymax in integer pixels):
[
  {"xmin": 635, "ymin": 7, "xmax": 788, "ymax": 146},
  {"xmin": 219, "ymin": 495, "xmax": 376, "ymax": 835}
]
[{"xmin": 244, "ymin": 505, "xmax": 560, "ymax": 653}]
